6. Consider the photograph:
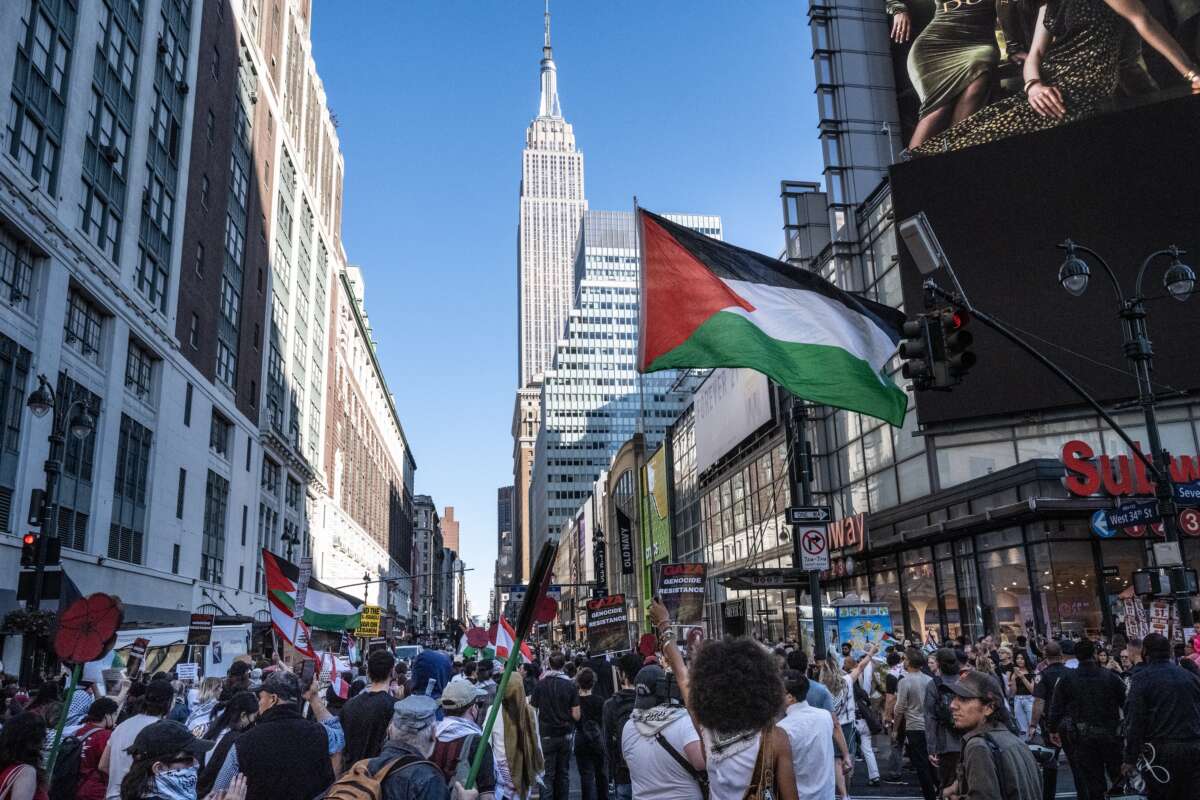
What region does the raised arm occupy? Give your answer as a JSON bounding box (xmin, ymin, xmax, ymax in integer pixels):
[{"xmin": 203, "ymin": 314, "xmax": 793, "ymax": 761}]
[
  {"xmin": 1023, "ymin": 6, "xmax": 1067, "ymax": 119},
  {"xmin": 1105, "ymin": 0, "xmax": 1200, "ymax": 86}
]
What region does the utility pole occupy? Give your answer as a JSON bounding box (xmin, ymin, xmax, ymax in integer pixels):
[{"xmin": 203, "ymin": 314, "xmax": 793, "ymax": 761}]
[{"xmin": 786, "ymin": 394, "xmax": 825, "ymax": 659}]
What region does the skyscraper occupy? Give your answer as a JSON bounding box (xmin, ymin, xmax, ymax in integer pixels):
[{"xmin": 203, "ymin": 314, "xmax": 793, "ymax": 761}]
[
  {"xmin": 514, "ymin": 3, "xmax": 585, "ymax": 583},
  {"xmin": 529, "ymin": 211, "xmax": 721, "ymax": 553},
  {"xmin": 517, "ymin": 4, "xmax": 587, "ymax": 387}
]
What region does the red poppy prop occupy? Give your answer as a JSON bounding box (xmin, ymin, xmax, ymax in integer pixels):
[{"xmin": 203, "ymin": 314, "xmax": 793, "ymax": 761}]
[
  {"xmin": 534, "ymin": 595, "xmax": 558, "ymax": 623},
  {"xmin": 466, "ymin": 627, "xmax": 489, "ymax": 648},
  {"xmin": 55, "ymin": 593, "xmax": 123, "ymax": 664}
]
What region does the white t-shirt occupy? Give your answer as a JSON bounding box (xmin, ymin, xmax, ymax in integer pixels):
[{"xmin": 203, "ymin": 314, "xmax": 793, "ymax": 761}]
[
  {"xmin": 832, "ymin": 676, "xmax": 857, "ymax": 725},
  {"xmin": 622, "ymin": 711, "xmax": 703, "ymax": 800},
  {"xmin": 703, "ymin": 729, "xmax": 760, "ymax": 800},
  {"xmin": 779, "ymin": 702, "xmax": 835, "ymax": 800},
  {"xmin": 105, "ymin": 714, "xmax": 159, "ymax": 800}
]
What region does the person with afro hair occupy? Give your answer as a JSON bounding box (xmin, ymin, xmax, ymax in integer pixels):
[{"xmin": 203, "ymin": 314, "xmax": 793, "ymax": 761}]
[{"xmin": 650, "ymin": 599, "xmax": 798, "ymax": 800}]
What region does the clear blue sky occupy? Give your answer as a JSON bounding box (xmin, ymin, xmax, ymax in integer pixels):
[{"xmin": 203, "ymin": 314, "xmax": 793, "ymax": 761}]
[{"xmin": 310, "ymin": 1, "xmax": 822, "ymax": 616}]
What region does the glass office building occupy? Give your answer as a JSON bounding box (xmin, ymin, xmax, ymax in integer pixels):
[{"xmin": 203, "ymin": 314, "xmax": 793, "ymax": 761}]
[{"xmin": 530, "ymin": 210, "xmax": 721, "ymax": 555}]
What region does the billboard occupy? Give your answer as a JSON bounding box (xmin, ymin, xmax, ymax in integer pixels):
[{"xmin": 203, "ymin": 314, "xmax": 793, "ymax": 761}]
[
  {"xmin": 836, "ymin": 604, "xmax": 894, "ymax": 657},
  {"xmin": 641, "ymin": 446, "xmax": 672, "ymax": 568},
  {"xmin": 892, "ymin": 91, "xmax": 1200, "ymax": 426},
  {"xmin": 694, "ymin": 368, "xmax": 774, "ymax": 474},
  {"xmin": 885, "ymin": 1, "xmax": 1200, "ymax": 155}
]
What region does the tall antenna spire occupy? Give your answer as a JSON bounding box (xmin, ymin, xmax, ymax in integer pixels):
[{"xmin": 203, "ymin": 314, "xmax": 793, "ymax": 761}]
[{"xmin": 537, "ymin": 0, "xmax": 562, "ymax": 118}]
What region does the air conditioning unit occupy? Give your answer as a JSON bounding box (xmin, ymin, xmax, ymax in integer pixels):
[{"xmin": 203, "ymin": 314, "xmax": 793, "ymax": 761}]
[
  {"xmin": 247, "ymin": 87, "xmax": 258, "ymax": 104},
  {"xmin": 176, "ymin": 80, "xmax": 189, "ymax": 95},
  {"xmin": 157, "ymin": 34, "xmax": 168, "ymax": 54},
  {"xmin": 98, "ymin": 143, "xmax": 119, "ymax": 164}
]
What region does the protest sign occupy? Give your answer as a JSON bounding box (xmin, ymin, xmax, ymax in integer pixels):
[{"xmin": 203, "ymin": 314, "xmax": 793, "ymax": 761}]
[
  {"xmin": 187, "ymin": 614, "xmax": 215, "ymax": 646},
  {"xmin": 586, "ymin": 594, "xmax": 631, "ymax": 654},
  {"xmin": 357, "ymin": 605, "xmax": 382, "ymax": 637},
  {"xmin": 176, "ymin": 663, "xmax": 199, "ymax": 681},
  {"xmin": 656, "ymin": 563, "xmax": 706, "ymax": 625},
  {"xmin": 835, "ymin": 605, "xmax": 893, "ymax": 655},
  {"xmin": 126, "ymin": 637, "xmax": 150, "ymax": 678},
  {"xmin": 294, "ymin": 557, "xmax": 313, "ymax": 621}
]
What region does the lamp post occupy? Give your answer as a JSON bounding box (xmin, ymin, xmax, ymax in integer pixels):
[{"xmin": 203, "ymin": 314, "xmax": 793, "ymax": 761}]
[
  {"xmin": 281, "ymin": 528, "xmax": 297, "ymax": 562},
  {"xmin": 24, "ymin": 374, "xmax": 95, "ymax": 612},
  {"xmin": 1058, "ymin": 240, "xmax": 1197, "ymax": 627}
]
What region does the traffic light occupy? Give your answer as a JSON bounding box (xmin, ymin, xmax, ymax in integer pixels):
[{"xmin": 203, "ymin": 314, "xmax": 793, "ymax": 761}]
[
  {"xmin": 21, "ymin": 533, "xmax": 36, "ymax": 567},
  {"xmin": 899, "ymin": 316, "xmax": 935, "ymax": 390},
  {"xmin": 935, "ymin": 307, "xmax": 976, "ymax": 387}
]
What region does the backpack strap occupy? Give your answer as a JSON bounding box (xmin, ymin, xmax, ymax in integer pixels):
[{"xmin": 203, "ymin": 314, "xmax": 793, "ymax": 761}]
[
  {"xmin": 978, "ymin": 733, "xmax": 1011, "ymax": 800},
  {"xmin": 374, "ymin": 754, "xmax": 438, "ymax": 783},
  {"xmin": 655, "ymin": 733, "xmax": 710, "ymax": 799}
]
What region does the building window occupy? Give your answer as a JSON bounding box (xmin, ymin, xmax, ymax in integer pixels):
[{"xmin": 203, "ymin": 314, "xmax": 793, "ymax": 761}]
[
  {"xmin": 183, "ymin": 381, "xmax": 193, "ymax": 426},
  {"xmin": 56, "ymin": 373, "xmax": 100, "ymax": 551},
  {"xmin": 175, "ymin": 467, "xmax": 186, "ymax": 518},
  {"xmin": 64, "ymin": 289, "xmax": 104, "ymax": 361},
  {"xmin": 172, "ymin": 542, "xmax": 180, "ymax": 573},
  {"xmin": 202, "ymin": 470, "xmax": 228, "ymax": 583},
  {"xmin": 194, "ymin": 242, "xmax": 204, "ymax": 277},
  {"xmin": 7, "ymin": 0, "xmax": 77, "ymax": 192},
  {"xmin": 0, "ymin": 226, "xmax": 37, "ymax": 308},
  {"xmin": 215, "ymin": 340, "xmax": 237, "ymax": 389},
  {"xmin": 285, "ymin": 476, "xmax": 300, "ymax": 510},
  {"xmin": 189, "ymin": 313, "xmax": 199, "ymax": 348},
  {"xmin": 209, "ymin": 411, "xmax": 232, "ymax": 458},
  {"xmin": 261, "ymin": 457, "xmax": 280, "ymax": 494},
  {"xmin": 109, "ymin": 414, "xmax": 152, "ymax": 564},
  {"xmin": 123, "ymin": 339, "xmax": 155, "ymax": 398}
]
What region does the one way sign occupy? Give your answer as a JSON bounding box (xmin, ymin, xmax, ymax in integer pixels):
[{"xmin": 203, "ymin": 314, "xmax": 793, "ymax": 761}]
[{"xmin": 788, "ymin": 506, "xmax": 832, "ymax": 524}]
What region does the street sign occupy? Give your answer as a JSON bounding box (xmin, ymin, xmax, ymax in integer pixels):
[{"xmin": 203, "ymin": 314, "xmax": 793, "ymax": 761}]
[
  {"xmin": 1105, "ymin": 499, "xmax": 1161, "ymax": 530},
  {"xmin": 1174, "ymin": 481, "xmax": 1200, "ymax": 507},
  {"xmin": 800, "ymin": 527, "xmax": 831, "ymax": 572},
  {"xmin": 1179, "ymin": 507, "xmax": 1200, "ymax": 536},
  {"xmin": 787, "ymin": 506, "xmax": 833, "ymax": 524},
  {"xmin": 721, "ymin": 568, "xmax": 806, "ymax": 590},
  {"xmin": 1153, "ymin": 541, "xmax": 1184, "ymax": 567}
]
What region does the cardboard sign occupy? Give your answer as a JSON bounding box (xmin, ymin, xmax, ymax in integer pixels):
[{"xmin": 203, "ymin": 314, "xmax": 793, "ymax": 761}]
[
  {"xmin": 176, "ymin": 663, "xmax": 199, "ymax": 681},
  {"xmin": 586, "ymin": 594, "xmax": 631, "ymax": 654},
  {"xmin": 126, "ymin": 637, "xmax": 151, "ymax": 678},
  {"xmin": 656, "ymin": 563, "xmax": 706, "ymax": 625},
  {"xmin": 187, "ymin": 614, "xmax": 215, "ymax": 645},
  {"xmin": 357, "ymin": 605, "xmax": 382, "ymax": 637}
]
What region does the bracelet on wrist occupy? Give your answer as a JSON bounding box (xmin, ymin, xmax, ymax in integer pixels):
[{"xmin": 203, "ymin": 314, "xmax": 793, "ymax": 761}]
[
  {"xmin": 1185, "ymin": 68, "xmax": 1198, "ymax": 81},
  {"xmin": 1024, "ymin": 78, "xmax": 1041, "ymax": 92}
]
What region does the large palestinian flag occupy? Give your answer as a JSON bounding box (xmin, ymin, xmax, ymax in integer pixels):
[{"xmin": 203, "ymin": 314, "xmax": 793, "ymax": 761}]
[
  {"xmin": 638, "ymin": 209, "xmax": 908, "ymax": 427},
  {"xmin": 262, "ymin": 549, "xmax": 364, "ymax": 634}
]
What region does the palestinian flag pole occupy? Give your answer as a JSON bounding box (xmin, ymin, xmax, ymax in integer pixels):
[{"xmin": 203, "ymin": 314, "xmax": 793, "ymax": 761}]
[
  {"xmin": 637, "ymin": 208, "xmax": 908, "ymax": 427},
  {"xmin": 464, "ymin": 538, "xmax": 559, "ymax": 790}
]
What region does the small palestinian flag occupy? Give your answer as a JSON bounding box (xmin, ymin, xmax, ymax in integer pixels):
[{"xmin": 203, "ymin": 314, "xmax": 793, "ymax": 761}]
[{"xmin": 638, "ymin": 209, "xmax": 908, "ymax": 427}]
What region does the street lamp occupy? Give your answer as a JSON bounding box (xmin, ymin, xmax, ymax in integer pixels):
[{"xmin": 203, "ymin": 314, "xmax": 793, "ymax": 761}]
[
  {"xmin": 281, "ymin": 529, "xmax": 297, "ymax": 562},
  {"xmin": 1057, "ymin": 239, "xmax": 1196, "ymax": 627},
  {"xmin": 23, "ymin": 374, "xmax": 95, "ymax": 612}
]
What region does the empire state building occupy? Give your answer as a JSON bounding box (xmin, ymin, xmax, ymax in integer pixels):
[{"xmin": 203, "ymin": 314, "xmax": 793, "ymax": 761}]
[{"xmin": 517, "ymin": 4, "xmax": 587, "ymax": 388}]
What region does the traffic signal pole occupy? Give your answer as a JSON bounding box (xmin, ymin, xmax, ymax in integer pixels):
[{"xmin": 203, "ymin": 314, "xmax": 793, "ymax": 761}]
[
  {"xmin": 786, "ymin": 395, "xmax": 825, "ymax": 660},
  {"xmin": 29, "ymin": 427, "xmax": 64, "ymax": 613}
]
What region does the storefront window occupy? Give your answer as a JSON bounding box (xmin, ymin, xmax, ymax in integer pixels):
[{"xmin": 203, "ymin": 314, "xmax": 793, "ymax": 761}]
[
  {"xmin": 978, "ymin": 546, "xmax": 1035, "ymax": 642},
  {"xmin": 870, "ymin": 555, "xmax": 905, "ymax": 634},
  {"xmin": 904, "ymin": 558, "xmax": 940, "ymax": 643},
  {"xmin": 936, "ymin": 441, "xmax": 1018, "ymax": 489},
  {"xmin": 939, "ymin": 559, "xmax": 964, "ymax": 641},
  {"xmin": 957, "ymin": 555, "xmax": 985, "ymax": 642},
  {"xmin": 1038, "ymin": 540, "xmax": 1104, "ymax": 638}
]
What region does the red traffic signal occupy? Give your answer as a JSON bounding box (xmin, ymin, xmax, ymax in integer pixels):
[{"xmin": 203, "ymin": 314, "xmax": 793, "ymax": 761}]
[{"xmin": 21, "ymin": 533, "xmax": 37, "ymax": 567}]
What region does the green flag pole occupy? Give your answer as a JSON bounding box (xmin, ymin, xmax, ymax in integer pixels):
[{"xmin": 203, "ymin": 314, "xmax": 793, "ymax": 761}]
[
  {"xmin": 45, "ymin": 662, "xmax": 82, "ymax": 776},
  {"xmin": 464, "ymin": 540, "xmax": 559, "ymax": 790}
]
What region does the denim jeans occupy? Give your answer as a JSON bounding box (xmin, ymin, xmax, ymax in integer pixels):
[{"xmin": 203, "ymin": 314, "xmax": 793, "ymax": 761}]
[
  {"xmin": 541, "ymin": 734, "xmax": 573, "ymax": 800},
  {"xmin": 576, "ymin": 746, "xmax": 608, "ymax": 800}
]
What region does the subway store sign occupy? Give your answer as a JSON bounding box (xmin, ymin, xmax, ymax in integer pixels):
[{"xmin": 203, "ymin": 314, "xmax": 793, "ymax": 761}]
[{"xmin": 1061, "ymin": 440, "xmax": 1200, "ymax": 538}]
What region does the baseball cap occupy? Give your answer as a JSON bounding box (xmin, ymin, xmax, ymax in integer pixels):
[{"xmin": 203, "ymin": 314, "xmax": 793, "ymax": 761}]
[
  {"xmin": 145, "ymin": 679, "xmax": 174, "ymax": 705},
  {"xmin": 441, "ymin": 679, "xmax": 486, "ymax": 711},
  {"xmin": 128, "ymin": 720, "xmax": 213, "ymax": 760},
  {"xmin": 392, "ymin": 695, "xmax": 438, "ymax": 733},
  {"xmin": 943, "ymin": 671, "xmax": 1003, "ymax": 703},
  {"xmin": 634, "ymin": 665, "xmax": 669, "ymax": 710},
  {"xmin": 257, "ymin": 669, "xmax": 302, "ymax": 703}
]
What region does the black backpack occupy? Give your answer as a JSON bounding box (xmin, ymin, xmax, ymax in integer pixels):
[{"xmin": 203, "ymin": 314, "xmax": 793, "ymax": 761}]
[
  {"xmin": 48, "ymin": 727, "xmax": 102, "ymax": 800},
  {"xmin": 931, "ymin": 676, "xmax": 955, "ymax": 728}
]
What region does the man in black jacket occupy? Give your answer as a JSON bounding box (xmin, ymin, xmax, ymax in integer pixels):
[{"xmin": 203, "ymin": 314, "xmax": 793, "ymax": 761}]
[
  {"xmin": 601, "ymin": 653, "xmax": 641, "ymax": 800},
  {"xmin": 1123, "ymin": 633, "xmax": 1200, "ymax": 800},
  {"xmin": 1046, "ymin": 638, "xmax": 1125, "ymax": 800},
  {"xmin": 213, "ymin": 670, "xmax": 334, "ymax": 800}
]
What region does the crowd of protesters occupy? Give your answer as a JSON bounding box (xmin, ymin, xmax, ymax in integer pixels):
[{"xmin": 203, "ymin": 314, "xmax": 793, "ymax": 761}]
[{"xmin": 1, "ymin": 614, "xmax": 1199, "ymax": 800}]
